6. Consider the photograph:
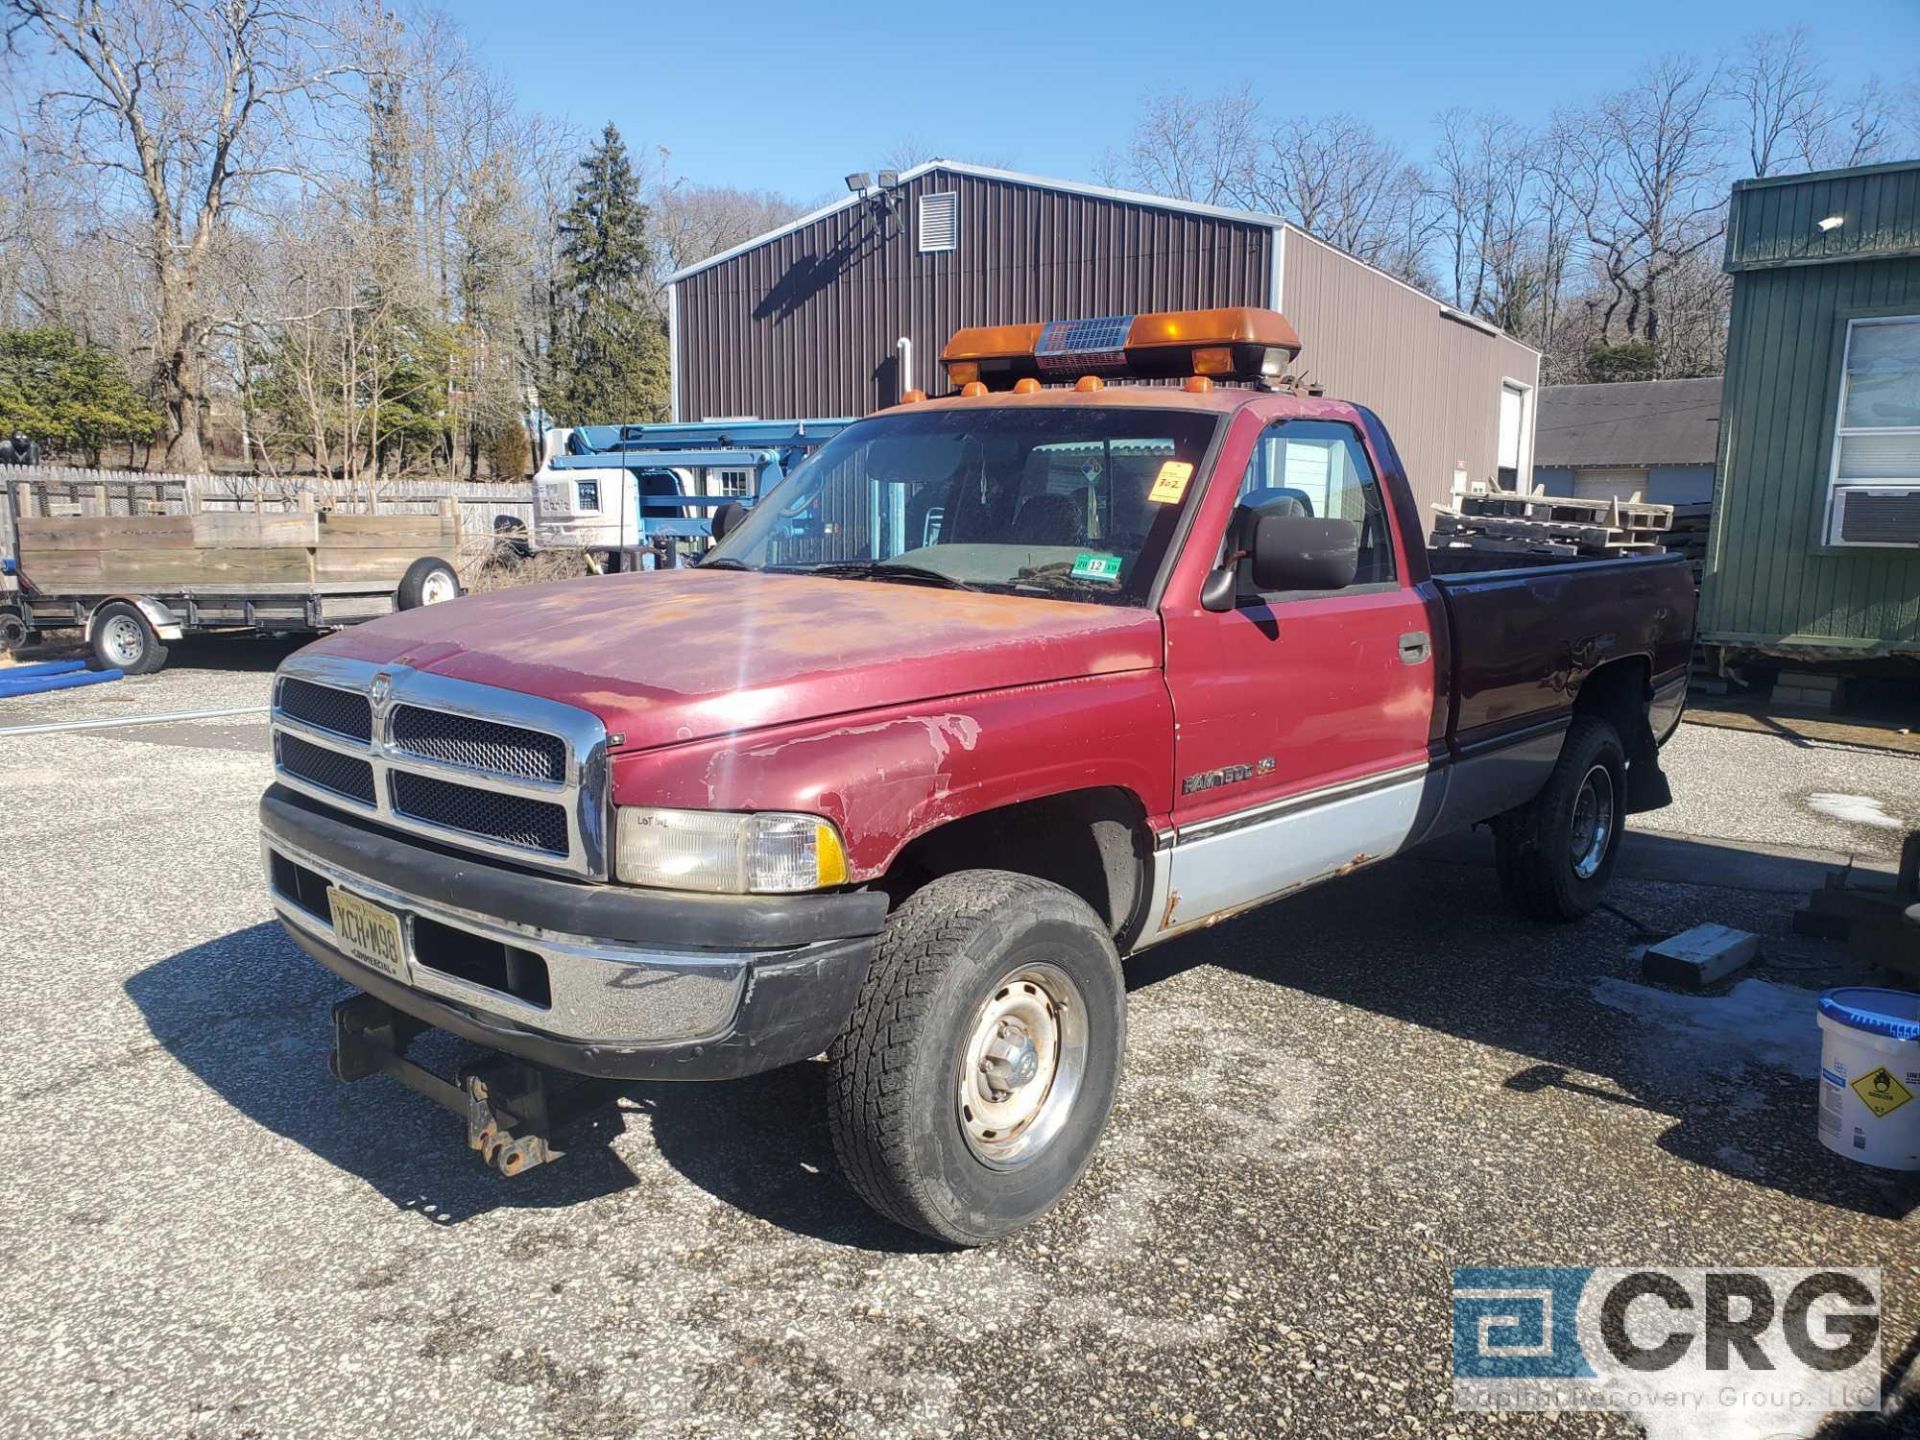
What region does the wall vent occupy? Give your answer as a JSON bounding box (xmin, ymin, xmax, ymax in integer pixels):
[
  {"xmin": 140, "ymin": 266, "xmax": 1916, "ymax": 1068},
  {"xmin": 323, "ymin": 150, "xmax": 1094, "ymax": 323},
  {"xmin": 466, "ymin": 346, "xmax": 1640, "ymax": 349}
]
[
  {"xmin": 1831, "ymin": 487, "xmax": 1920, "ymax": 548},
  {"xmin": 918, "ymin": 191, "xmax": 959, "ymax": 254}
]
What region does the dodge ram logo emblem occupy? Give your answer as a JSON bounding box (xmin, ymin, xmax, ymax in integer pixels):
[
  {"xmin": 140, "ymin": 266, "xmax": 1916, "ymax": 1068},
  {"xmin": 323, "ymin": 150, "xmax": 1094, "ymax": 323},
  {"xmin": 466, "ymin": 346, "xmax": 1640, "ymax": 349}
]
[{"xmin": 370, "ymin": 673, "xmax": 392, "ymax": 704}]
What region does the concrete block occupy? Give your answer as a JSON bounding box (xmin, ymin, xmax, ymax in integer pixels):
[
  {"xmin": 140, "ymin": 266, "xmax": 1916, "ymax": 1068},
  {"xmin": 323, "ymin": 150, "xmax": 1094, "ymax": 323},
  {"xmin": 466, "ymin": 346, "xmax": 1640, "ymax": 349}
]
[
  {"xmin": 1777, "ymin": 671, "xmax": 1844, "ymax": 693},
  {"xmin": 1642, "ymin": 923, "xmax": 1761, "ymax": 990}
]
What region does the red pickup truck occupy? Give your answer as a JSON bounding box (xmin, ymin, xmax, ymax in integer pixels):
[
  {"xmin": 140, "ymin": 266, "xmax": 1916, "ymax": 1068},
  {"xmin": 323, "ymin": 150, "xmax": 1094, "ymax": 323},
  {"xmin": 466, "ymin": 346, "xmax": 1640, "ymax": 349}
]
[{"xmin": 261, "ymin": 308, "xmax": 1694, "ymax": 1244}]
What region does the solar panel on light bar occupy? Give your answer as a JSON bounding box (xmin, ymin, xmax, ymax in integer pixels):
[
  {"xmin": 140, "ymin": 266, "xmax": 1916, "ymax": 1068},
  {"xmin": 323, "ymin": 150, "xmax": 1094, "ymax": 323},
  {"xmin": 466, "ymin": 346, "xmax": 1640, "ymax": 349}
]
[{"xmin": 1035, "ymin": 314, "xmax": 1134, "ymax": 357}]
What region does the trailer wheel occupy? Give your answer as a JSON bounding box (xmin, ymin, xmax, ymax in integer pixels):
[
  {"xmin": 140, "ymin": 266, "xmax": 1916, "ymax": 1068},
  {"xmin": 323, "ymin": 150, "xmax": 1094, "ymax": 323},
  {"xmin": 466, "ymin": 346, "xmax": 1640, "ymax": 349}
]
[
  {"xmin": 827, "ymin": 870, "xmax": 1126, "ymax": 1246},
  {"xmin": 1492, "ymin": 715, "xmax": 1627, "ymax": 923},
  {"xmin": 397, "ymin": 556, "xmax": 460, "ymax": 609},
  {"xmin": 0, "ymin": 611, "xmax": 28, "ymax": 653},
  {"xmin": 91, "ymin": 601, "xmax": 168, "ymax": 675}
]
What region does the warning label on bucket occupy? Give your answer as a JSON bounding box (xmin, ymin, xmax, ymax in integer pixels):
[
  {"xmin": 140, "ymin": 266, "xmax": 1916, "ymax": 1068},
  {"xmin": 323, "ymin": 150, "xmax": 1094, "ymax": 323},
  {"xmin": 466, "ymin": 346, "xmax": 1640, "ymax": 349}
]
[{"xmin": 1852, "ymin": 1067, "xmax": 1914, "ymax": 1120}]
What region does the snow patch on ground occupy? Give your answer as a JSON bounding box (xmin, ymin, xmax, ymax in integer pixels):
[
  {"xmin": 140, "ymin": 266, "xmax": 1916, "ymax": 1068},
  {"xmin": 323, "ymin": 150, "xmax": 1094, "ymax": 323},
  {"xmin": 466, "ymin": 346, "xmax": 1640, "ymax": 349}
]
[
  {"xmin": 1589, "ymin": 977, "xmax": 1823, "ymax": 1080},
  {"xmin": 1805, "ymin": 792, "xmax": 1905, "ymax": 829}
]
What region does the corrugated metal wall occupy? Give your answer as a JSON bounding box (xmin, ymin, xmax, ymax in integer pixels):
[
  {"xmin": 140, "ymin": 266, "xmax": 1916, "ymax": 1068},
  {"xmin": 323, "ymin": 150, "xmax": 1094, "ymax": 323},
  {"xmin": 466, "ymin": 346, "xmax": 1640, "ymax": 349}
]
[
  {"xmin": 673, "ymin": 168, "xmax": 1272, "ymax": 420},
  {"xmin": 1700, "ymin": 163, "xmax": 1920, "ymax": 655},
  {"xmin": 1279, "ymin": 229, "xmax": 1542, "ymax": 522}
]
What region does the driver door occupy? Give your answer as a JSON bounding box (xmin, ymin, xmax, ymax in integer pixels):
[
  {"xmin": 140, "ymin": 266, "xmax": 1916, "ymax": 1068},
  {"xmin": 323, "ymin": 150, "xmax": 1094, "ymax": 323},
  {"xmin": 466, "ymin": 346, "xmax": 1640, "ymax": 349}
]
[{"xmin": 1158, "ymin": 415, "xmax": 1437, "ymax": 932}]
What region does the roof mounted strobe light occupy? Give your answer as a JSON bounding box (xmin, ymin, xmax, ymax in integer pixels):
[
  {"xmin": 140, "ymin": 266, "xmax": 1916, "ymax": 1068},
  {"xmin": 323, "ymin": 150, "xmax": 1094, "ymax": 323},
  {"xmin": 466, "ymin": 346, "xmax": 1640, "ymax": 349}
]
[{"xmin": 940, "ymin": 307, "xmax": 1303, "ymax": 391}]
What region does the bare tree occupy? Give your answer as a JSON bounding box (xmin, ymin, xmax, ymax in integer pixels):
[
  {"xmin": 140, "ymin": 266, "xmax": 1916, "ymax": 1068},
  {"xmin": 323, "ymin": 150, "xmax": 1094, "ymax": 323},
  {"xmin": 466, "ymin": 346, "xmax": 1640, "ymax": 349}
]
[
  {"xmin": 1097, "ymin": 88, "xmax": 1262, "ymax": 207},
  {"xmin": 1557, "ymin": 55, "xmax": 1728, "ymax": 358},
  {"xmin": 4, "ymin": 0, "xmax": 348, "ymax": 470},
  {"xmin": 1727, "ymin": 28, "xmax": 1896, "ymax": 177}
]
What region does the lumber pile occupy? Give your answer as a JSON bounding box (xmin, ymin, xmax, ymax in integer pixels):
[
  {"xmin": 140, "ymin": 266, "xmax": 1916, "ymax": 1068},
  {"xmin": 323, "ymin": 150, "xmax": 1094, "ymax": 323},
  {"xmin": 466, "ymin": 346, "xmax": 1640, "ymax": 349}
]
[
  {"xmin": 1662, "ymin": 502, "xmax": 1711, "ymax": 583},
  {"xmin": 1431, "ymin": 486, "xmax": 1674, "ymax": 560}
]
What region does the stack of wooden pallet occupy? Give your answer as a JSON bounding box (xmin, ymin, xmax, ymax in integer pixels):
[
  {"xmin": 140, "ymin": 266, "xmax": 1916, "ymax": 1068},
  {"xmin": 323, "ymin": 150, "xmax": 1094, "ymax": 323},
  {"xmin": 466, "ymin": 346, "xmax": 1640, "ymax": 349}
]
[
  {"xmin": 1662, "ymin": 501, "xmax": 1712, "ymax": 582},
  {"xmin": 1431, "ymin": 487, "xmax": 1674, "ymax": 560}
]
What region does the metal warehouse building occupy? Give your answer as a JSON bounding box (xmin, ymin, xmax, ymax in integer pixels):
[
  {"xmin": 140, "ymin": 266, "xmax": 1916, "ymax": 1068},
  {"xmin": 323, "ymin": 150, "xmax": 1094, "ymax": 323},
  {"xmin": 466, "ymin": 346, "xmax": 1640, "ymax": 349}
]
[{"xmin": 668, "ymin": 160, "xmax": 1541, "ymax": 521}]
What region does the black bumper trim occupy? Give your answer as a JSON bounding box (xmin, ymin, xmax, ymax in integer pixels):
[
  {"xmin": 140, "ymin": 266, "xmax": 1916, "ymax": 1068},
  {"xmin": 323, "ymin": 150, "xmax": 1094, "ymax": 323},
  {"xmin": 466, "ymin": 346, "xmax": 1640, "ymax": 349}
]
[
  {"xmin": 284, "ymin": 922, "xmax": 874, "ymax": 1081},
  {"xmin": 261, "ymin": 784, "xmax": 888, "ymax": 951}
]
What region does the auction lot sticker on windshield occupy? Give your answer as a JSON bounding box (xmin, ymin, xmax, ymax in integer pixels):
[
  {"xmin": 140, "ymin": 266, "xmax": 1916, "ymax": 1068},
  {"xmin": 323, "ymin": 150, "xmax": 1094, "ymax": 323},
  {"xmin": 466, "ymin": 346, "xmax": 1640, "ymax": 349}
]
[
  {"xmin": 1147, "ymin": 460, "xmax": 1194, "ymax": 504},
  {"xmin": 1452, "ymin": 1266, "xmax": 1881, "ymax": 1435},
  {"xmin": 1070, "ymin": 552, "xmax": 1123, "ymax": 583}
]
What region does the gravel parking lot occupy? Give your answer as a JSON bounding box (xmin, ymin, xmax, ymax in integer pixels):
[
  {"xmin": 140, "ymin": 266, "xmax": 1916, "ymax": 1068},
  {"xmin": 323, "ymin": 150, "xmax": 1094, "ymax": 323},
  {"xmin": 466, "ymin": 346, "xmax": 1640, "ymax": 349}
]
[{"xmin": 2, "ymin": 646, "xmax": 1915, "ymax": 1440}]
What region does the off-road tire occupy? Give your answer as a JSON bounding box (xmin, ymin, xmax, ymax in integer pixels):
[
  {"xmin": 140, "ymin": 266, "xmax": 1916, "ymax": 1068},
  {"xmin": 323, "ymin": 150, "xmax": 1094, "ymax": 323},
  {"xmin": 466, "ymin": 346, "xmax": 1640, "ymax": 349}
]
[
  {"xmin": 397, "ymin": 556, "xmax": 460, "ymax": 609},
  {"xmin": 826, "ymin": 870, "xmax": 1126, "ymax": 1246},
  {"xmin": 90, "ymin": 601, "xmax": 168, "ymax": 675},
  {"xmin": 1492, "ymin": 715, "xmax": 1627, "ymax": 923}
]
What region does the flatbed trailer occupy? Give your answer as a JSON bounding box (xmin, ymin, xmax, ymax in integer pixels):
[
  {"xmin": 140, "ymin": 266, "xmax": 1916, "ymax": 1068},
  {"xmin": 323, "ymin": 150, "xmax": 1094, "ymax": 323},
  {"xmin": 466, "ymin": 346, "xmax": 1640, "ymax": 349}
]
[{"xmin": 2, "ymin": 479, "xmax": 464, "ymax": 674}]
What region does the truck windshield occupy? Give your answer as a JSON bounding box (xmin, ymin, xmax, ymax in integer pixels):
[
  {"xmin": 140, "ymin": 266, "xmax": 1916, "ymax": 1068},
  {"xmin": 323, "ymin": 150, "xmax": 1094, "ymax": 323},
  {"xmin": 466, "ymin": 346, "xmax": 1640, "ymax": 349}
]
[{"xmin": 705, "ymin": 406, "xmax": 1220, "ymax": 604}]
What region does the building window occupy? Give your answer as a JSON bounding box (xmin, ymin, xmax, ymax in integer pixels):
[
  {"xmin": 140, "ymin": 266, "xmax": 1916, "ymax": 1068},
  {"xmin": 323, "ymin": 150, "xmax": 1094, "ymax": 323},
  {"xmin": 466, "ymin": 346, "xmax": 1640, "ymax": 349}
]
[
  {"xmin": 1834, "ymin": 316, "xmax": 1920, "ymax": 484},
  {"xmin": 918, "ymin": 192, "xmax": 958, "ymax": 254},
  {"xmin": 1829, "ymin": 316, "xmax": 1920, "ymax": 546},
  {"xmin": 717, "ymin": 469, "xmax": 751, "ymax": 497}
]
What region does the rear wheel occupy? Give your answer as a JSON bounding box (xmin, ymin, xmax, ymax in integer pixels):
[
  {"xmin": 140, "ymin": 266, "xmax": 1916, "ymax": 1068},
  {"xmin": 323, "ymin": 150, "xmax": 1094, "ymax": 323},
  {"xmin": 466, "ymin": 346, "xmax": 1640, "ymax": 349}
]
[
  {"xmin": 827, "ymin": 870, "xmax": 1126, "ymax": 1246},
  {"xmin": 91, "ymin": 601, "xmax": 168, "ymax": 675},
  {"xmin": 1492, "ymin": 715, "xmax": 1627, "ymax": 922}
]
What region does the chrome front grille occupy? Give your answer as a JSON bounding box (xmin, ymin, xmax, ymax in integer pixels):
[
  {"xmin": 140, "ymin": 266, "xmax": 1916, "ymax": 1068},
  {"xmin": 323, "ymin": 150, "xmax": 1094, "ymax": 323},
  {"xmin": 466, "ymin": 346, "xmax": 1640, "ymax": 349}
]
[
  {"xmin": 390, "ymin": 771, "xmax": 570, "ymax": 855},
  {"xmin": 269, "ymin": 655, "xmax": 610, "ymax": 877},
  {"xmin": 390, "ymin": 706, "xmax": 567, "ymax": 783},
  {"xmin": 277, "ymin": 677, "xmax": 372, "ymax": 742}
]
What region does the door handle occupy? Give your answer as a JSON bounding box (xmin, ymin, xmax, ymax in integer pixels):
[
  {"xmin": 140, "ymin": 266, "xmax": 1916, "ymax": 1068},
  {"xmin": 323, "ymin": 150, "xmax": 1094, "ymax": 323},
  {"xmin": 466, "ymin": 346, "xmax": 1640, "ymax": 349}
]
[{"xmin": 1398, "ymin": 631, "xmax": 1431, "ymax": 665}]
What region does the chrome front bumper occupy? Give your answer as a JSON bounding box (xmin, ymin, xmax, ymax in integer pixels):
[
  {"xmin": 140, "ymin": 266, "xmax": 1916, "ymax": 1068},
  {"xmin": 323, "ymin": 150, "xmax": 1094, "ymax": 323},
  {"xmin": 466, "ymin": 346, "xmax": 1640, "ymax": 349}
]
[
  {"xmin": 267, "ymin": 832, "xmax": 750, "ymax": 1046},
  {"xmin": 260, "ymin": 785, "xmax": 885, "ymax": 1079}
]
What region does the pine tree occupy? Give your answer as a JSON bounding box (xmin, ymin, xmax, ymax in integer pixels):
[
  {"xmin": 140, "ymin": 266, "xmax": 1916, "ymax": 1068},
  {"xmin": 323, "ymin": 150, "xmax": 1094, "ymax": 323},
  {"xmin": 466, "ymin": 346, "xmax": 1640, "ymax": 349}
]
[{"xmin": 552, "ymin": 124, "xmax": 669, "ymax": 425}]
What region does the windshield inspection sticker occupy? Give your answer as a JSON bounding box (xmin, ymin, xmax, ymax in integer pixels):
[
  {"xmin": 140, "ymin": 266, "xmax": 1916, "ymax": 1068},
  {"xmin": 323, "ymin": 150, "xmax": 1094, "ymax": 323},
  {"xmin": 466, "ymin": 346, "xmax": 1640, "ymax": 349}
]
[
  {"xmin": 1148, "ymin": 460, "xmax": 1194, "ymax": 504},
  {"xmin": 1070, "ymin": 552, "xmax": 1123, "ymax": 583}
]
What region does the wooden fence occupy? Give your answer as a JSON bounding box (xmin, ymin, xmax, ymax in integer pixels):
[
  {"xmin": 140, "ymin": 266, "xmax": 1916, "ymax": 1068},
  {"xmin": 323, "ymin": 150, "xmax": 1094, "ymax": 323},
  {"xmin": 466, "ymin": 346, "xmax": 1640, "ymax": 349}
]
[{"xmin": 2, "ymin": 466, "xmax": 534, "ymax": 591}]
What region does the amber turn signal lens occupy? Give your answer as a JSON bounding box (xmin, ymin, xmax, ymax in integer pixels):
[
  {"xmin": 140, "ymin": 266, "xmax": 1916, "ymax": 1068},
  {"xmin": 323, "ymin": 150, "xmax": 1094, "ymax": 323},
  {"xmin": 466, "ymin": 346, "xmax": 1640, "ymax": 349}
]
[
  {"xmin": 1074, "ymin": 375, "xmax": 1104, "ymax": 392},
  {"xmin": 1182, "ymin": 375, "xmax": 1215, "ymax": 393},
  {"xmin": 898, "ymin": 389, "xmax": 927, "ymax": 405},
  {"xmin": 1012, "ymin": 377, "xmax": 1042, "ymax": 394},
  {"xmin": 948, "ymin": 361, "xmax": 981, "ymax": 386},
  {"xmin": 960, "ymin": 380, "xmax": 988, "ymax": 397},
  {"xmin": 1191, "ymin": 346, "xmax": 1234, "ymax": 376}
]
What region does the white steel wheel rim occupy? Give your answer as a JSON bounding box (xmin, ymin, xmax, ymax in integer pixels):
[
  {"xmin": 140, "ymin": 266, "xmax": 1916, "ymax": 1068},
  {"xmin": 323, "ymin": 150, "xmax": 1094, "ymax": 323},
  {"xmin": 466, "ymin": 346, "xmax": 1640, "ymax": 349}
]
[
  {"xmin": 1570, "ymin": 763, "xmax": 1615, "ymax": 880},
  {"xmin": 101, "ymin": 615, "xmax": 144, "ymax": 667},
  {"xmin": 420, "ymin": 569, "xmax": 457, "ymax": 604},
  {"xmin": 957, "ymin": 961, "xmax": 1088, "ymax": 1170}
]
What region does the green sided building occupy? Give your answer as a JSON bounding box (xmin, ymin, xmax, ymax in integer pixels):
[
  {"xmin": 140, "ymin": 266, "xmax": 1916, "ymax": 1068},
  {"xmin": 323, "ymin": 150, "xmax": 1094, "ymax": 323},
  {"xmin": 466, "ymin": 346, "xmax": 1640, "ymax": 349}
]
[{"xmin": 1703, "ymin": 159, "xmax": 1920, "ymax": 662}]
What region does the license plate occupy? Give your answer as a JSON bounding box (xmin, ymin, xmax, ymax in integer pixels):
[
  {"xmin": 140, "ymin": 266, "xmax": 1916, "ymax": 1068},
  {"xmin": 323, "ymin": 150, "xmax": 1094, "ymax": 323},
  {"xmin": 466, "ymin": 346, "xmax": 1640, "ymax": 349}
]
[{"xmin": 326, "ymin": 887, "xmax": 408, "ymax": 981}]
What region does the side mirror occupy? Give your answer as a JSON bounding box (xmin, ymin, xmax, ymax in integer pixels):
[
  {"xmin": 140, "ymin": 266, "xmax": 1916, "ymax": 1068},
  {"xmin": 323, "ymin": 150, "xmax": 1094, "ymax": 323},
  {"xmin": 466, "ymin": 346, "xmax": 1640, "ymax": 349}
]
[
  {"xmin": 1250, "ymin": 513, "xmax": 1360, "ymax": 593},
  {"xmin": 1201, "ymin": 508, "xmax": 1360, "ymax": 611},
  {"xmin": 711, "ymin": 500, "xmax": 746, "ymax": 541}
]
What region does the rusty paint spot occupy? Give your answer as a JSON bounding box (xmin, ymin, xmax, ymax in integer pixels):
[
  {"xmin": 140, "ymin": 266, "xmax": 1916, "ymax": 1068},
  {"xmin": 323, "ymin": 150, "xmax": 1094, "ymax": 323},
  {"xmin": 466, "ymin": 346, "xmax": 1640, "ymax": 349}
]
[
  {"xmin": 1160, "ymin": 887, "xmax": 1181, "ymax": 929},
  {"xmin": 1332, "ymin": 852, "xmax": 1373, "ymax": 878}
]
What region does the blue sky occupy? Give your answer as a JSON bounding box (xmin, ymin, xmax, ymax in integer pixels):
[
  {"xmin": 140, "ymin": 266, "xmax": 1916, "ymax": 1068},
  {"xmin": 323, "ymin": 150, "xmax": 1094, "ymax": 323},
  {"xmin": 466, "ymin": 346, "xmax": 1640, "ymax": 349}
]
[{"xmin": 461, "ymin": 0, "xmax": 1916, "ymax": 197}]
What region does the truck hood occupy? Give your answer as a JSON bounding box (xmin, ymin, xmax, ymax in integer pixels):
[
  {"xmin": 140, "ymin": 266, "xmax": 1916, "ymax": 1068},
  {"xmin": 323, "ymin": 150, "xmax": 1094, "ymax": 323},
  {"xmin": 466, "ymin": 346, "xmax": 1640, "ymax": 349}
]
[{"xmin": 305, "ymin": 568, "xmax": 1163, "ymax": 751}]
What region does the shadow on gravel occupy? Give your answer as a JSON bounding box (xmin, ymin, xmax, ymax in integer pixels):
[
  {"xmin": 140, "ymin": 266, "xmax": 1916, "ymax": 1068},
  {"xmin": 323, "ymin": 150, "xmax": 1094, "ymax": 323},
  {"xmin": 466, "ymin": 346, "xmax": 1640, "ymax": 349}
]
[
  {"xmin": 126, "ymin": 922, "xmax": 938, "ymax": 1248},
  {"xmin": 623, "ymin": 1069, "xmax": 947, "ymax": 1254},
  {"xmin": 1124, "ymin": 831, "xmax": 1919, "ymax": 1223},
  {"xmin": 125, "ymin": 923, "xmax": 638, "ymax": 1224}
]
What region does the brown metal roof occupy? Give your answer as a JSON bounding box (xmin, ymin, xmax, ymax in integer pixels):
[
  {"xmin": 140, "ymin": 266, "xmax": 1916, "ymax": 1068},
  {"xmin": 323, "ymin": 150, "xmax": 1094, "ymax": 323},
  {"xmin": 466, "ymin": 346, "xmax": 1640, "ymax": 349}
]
[{"xmin": 1535, "ymin": 378, "xmax": 1722, "ymax": 468}]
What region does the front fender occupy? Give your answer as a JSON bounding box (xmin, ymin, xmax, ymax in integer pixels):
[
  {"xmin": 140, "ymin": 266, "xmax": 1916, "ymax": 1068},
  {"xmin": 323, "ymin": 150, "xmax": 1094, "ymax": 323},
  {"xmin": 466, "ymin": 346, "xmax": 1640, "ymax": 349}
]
[{"xmin": 610, "ymin": 671, "xmax": 1173, "ymax": 880}]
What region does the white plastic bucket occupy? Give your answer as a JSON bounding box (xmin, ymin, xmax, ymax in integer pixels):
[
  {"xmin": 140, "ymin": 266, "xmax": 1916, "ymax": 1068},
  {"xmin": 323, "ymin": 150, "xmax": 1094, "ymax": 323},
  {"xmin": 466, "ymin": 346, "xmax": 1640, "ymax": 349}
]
[{"xmin": 1817, "ymin": 987, "xmax": 1920, "ymax": 1171}]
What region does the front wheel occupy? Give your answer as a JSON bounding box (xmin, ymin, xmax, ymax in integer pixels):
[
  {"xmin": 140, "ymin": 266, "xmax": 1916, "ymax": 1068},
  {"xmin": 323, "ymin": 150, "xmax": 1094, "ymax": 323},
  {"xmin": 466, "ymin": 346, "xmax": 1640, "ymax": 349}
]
[
  {"xmin": 1492, "ymin": 715, "xmax": 1627, "ymax": 922},
  {"xmin": 827, "ymin": 870, "xmax": 1126, "ymax": 1246}
]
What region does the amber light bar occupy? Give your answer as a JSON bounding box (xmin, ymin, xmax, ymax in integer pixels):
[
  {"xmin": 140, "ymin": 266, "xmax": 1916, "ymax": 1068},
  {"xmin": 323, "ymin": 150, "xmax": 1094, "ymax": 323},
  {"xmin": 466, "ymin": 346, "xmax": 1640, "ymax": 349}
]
[{"xmin": 941, "ymin": 307, "xmax": 1302, "ymax": 390}]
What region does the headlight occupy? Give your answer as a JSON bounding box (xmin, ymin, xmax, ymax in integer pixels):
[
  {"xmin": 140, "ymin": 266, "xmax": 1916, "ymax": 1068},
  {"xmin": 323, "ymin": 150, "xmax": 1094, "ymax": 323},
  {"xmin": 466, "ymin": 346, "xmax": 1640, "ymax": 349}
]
[{"xmin": 613, "ymin": 808, "xmax": 849, "ymax": 893}]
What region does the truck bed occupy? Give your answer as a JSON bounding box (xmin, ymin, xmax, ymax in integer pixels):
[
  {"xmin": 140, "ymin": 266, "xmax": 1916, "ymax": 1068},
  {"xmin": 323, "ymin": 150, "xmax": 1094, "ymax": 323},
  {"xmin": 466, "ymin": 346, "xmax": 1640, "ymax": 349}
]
[{"xmin": 1431, "ymin": 548, "xmax": 1695, "ymax": 762}]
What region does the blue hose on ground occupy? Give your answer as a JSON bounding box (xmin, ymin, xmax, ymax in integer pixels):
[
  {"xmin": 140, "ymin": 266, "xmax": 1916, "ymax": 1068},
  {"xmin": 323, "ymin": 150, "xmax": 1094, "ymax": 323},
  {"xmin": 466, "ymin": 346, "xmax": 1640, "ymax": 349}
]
[
  {"xmin": 0, "ymin": 666, "xmax": 124, "ymax": 698},
  {"xmin": 2, "ymin": 659, "xmax": 90, "ymax": 680}
]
